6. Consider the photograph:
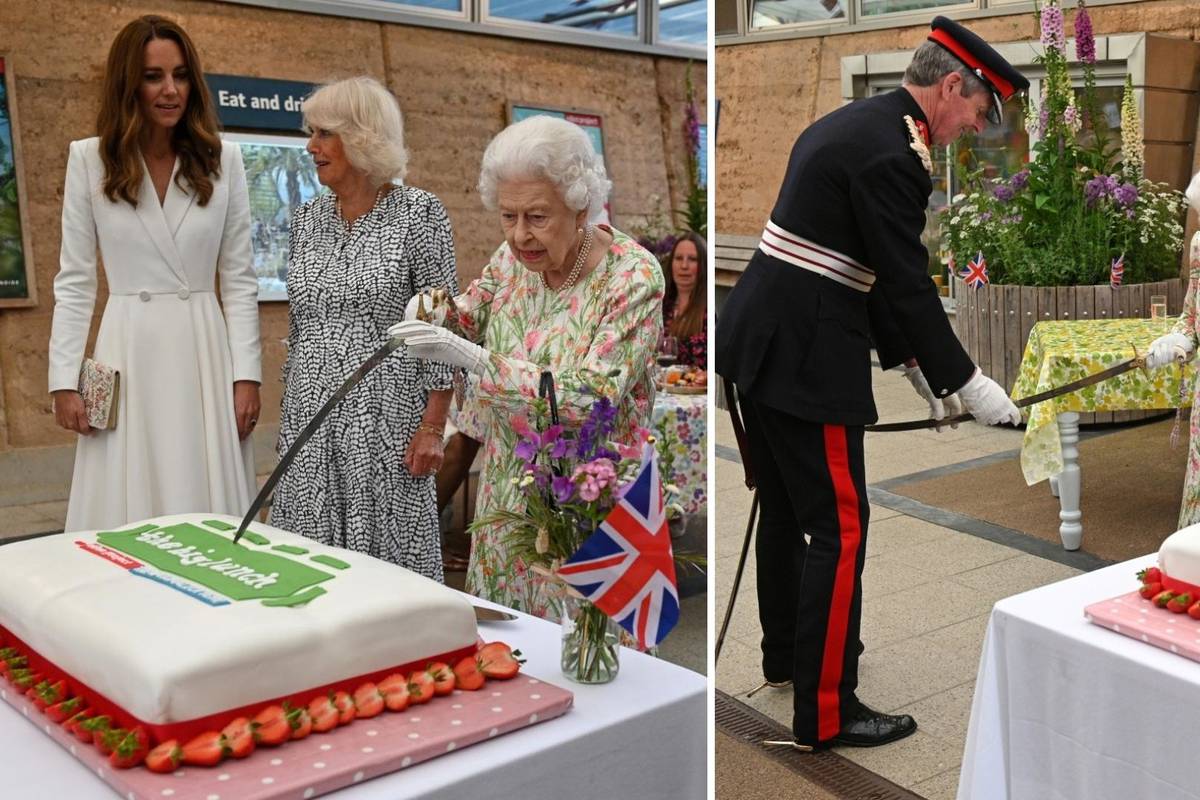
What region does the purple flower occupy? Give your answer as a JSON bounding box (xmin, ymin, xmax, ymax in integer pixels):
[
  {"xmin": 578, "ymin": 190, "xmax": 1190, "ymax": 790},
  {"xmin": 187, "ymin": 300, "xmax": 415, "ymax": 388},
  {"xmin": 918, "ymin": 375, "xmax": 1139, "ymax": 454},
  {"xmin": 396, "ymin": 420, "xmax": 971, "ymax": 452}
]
[
  {"xmin": 551, "ymin": 475, "xmax": 575, "ymax": 504},
  {"xmin": 1010, "ymin": 170, "xmax": 1030, "ymax": 190},
  {"xmin": 514, "ymin": 437, "xmax": 538, "ymax": 463},
  {"xmin": 1040, "ymin": 3, "xmax": 1065, "ymax": 50},
  {"xmin": 1074, "ymin": 4, "xmax": 1095, "ymax": 64},
  {"xmin": 979, "ymin": 211, "xmax": 992, "ymax": 223},
  {"xmin": 1113, "ymin": 182, "xmax": 1139, "ymax": 208},
  {"xmin": 684, "ymin": 101, "xmax": 701, "ymax": 152},
  {"xmin": 992, "ymin": 184, "xmax": 1015, "ymax": 203},
  {"xmin": 1084, "ymin": 174, "xmax": 1112, "ymax": 207}
]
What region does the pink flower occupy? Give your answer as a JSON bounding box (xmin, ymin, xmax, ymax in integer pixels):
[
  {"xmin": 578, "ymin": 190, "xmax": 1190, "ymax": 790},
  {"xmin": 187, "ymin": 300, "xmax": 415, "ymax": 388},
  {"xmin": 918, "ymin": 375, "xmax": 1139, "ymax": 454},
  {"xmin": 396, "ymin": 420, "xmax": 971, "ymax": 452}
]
[{"xmin": 524, "ymin": 329, "xmax": 544, "ymax": 352}]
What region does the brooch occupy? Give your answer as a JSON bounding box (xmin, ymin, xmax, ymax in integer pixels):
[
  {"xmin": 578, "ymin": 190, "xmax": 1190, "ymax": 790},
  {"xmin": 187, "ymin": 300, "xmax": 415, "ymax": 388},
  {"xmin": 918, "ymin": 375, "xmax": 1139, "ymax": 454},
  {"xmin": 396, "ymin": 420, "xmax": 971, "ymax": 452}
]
[{"xmin": 904, "ymin": 115, "xmax": 933, "ymax": 175}]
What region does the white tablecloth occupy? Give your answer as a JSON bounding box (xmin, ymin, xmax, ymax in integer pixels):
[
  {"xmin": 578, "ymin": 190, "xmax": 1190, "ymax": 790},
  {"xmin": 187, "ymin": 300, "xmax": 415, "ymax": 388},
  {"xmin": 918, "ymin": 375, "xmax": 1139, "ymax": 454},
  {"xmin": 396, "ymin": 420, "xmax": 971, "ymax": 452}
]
[
  {"xmin": 958, "ymin": 555, "xmax": 1200, "ymax": 800},
  {"xmin": 0, "ymin": 595, "xmax": 706, "ymax": 800}
]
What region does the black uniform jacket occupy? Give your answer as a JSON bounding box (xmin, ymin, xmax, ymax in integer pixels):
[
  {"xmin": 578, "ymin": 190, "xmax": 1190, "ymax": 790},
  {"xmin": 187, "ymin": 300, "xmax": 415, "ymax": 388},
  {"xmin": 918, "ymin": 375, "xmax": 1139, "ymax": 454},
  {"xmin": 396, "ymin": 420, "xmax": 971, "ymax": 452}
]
[{"xmin": 714, "ymin": 89, "xmax": 975, "ymax": 426}]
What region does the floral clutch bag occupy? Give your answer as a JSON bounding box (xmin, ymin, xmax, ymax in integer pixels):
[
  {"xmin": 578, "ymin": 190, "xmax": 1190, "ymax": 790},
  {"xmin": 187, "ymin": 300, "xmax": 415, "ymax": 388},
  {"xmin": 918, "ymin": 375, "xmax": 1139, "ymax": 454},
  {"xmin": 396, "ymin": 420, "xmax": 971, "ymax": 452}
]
[{"xmin": 78, "ymin": 358, "xmax": 120, "ymax": 430}]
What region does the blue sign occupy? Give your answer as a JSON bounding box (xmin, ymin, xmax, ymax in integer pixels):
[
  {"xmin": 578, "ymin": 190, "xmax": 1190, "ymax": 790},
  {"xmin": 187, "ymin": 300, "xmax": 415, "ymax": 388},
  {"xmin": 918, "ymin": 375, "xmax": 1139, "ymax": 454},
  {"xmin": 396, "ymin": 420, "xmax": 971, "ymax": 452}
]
[{"xmin": 207, "ymin": 74, "xmax": 316, "ymax": 132}]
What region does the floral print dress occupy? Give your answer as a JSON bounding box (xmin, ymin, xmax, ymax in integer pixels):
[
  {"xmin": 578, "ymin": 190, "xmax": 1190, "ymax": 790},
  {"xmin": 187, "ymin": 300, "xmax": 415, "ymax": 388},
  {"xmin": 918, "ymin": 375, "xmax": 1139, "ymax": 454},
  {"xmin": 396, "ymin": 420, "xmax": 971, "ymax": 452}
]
[
  {"xmin": 1174, "ymin": 232, "xmax": 1200, "ymax": 528},
  {"xmin": 452, "ymin": 226, "xmax": 664, "ymax": 618}
]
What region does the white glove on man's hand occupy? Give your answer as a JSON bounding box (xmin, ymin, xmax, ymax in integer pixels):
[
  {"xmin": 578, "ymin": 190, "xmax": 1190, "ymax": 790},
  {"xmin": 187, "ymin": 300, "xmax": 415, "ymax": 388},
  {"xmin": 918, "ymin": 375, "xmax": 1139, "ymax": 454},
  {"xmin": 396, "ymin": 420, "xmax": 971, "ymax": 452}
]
[
  {"xmin": 900, "ymin": 364, "xmax": 962, "ymax": 430},
  {"xmin": 387, "ymin": 320, "xmax": 487, "ymax": 375},
  {"xmin": 957, "ymin": 369, "xmax": 1022, "ymax": 427},
  {"xmin": 1146, "ymin": 332, "xmax": 1194, "ymax": 369}
]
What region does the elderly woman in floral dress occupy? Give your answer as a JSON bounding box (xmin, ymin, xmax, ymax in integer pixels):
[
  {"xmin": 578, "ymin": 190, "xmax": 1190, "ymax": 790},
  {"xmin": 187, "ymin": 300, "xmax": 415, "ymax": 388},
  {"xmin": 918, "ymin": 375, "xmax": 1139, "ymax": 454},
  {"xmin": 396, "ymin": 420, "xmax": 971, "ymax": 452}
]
[{"xmin": 391, "ymin": 115, "xmax": 664, "ymax": 618}]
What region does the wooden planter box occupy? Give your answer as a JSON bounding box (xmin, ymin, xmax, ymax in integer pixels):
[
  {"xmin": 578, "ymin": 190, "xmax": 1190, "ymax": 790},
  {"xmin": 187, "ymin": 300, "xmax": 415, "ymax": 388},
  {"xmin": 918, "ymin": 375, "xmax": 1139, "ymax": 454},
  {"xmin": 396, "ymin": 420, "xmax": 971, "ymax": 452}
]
[{"xmin": 951, "ymin": 277, "xmax": 1185, "ymax": 424}]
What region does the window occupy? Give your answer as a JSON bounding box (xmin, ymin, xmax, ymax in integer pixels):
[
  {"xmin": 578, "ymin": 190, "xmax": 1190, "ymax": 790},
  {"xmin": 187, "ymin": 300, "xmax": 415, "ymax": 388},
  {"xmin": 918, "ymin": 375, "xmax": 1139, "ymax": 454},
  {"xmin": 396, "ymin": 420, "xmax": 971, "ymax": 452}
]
[
  {"xmin": 859, "ymin": 0, "xmax": 970, "ymax": 18},
  {"xmin": 377, "ymin": 0, "xmax": 463, "ymax": 10},
  {"xmin": 487, "ymin": 0, "xmax": 639, "ymax": 38},
  {"xmin": 751, "ymin": 0, "xmax": 845, "ymax": 28},
  {"xmin": 658, "ymin": 0, "xmax": 707, "ymax": 45}
]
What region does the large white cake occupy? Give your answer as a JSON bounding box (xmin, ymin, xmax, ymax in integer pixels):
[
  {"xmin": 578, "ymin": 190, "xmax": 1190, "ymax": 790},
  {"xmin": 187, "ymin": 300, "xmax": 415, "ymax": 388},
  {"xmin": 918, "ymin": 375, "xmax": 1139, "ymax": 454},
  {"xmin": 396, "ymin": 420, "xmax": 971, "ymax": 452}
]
[
  {"xmin": 1158, "ymin": 523, "xmax": 1200, "ymax": 594},
  {"xmin": 0, "ymin": 514, "xmax": 477, "ymax": 734}
]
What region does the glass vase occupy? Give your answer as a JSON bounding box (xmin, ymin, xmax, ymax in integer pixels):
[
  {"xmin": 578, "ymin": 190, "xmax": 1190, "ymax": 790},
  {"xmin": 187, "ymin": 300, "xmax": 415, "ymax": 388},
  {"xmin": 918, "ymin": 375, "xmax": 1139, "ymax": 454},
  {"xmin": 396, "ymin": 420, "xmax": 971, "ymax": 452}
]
[{"xmin": 560, "ymin": 595, "xmax": 620, "ymax": 684}]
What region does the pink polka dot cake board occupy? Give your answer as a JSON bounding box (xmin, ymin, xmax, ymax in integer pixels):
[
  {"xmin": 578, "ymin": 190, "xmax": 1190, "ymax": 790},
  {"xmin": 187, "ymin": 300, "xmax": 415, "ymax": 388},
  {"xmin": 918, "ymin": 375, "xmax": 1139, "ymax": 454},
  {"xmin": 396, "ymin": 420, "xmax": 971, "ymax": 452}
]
[
  {"xmin": 0, "ymin": 674, "xmax": 573, "ymax": 800},
  {"xmin": 1085, "ymin": 590, "xmax": 1200, "ymax": 662}
]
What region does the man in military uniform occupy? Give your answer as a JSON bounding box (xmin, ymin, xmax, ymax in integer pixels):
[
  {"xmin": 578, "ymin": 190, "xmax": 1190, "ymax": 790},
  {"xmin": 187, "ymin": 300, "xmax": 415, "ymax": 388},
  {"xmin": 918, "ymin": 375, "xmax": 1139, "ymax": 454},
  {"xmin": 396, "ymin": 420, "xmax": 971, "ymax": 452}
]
[{"xmin": 715, "ymin": 17, "xmax": 1027, "ymax": 750}]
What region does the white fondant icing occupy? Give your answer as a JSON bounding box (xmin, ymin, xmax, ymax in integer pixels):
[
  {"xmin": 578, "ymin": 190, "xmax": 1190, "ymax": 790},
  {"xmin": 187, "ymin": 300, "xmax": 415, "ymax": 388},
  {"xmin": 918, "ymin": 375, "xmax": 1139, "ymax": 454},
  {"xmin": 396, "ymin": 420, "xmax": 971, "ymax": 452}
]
[
  {"xmin": 1160, "ymin": 524, "xmax": 1200, "ymax": 586},
  {"xmin": 0, "ymin": 514, "xmax": 477, "ymax": 724}
]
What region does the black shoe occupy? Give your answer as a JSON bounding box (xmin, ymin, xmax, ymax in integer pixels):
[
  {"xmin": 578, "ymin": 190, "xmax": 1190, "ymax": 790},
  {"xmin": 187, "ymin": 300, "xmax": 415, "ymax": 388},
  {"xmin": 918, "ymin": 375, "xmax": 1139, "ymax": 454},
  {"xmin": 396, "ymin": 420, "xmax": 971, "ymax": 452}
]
[{"xmin": 829, "ymin": 702, "xmax": 917, "ymax": 748}]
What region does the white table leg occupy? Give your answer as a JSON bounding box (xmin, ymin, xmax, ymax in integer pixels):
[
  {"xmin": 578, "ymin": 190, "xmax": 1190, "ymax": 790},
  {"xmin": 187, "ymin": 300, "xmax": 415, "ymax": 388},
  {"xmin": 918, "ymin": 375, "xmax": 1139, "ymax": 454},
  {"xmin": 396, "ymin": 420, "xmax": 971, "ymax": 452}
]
[
  {"xmin": 1049, "ymin": 474, "xmax": 1060, "ymax": 498},
  {"xmin": 1056, "ymin": 412, "xmax": 1083, "ymax": 550}
]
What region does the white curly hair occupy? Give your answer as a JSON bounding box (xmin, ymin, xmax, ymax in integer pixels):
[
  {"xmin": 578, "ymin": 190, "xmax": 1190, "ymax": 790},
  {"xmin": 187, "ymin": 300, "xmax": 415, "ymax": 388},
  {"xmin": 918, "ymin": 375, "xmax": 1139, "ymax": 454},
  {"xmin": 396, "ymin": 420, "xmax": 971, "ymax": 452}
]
[
  {"xmin": 302, "ymin": 76, "xmax": 408, "ymax": 185},
  {"xmin": 477, "ymin": 115, "xmax": 611, "ymax": 221}
]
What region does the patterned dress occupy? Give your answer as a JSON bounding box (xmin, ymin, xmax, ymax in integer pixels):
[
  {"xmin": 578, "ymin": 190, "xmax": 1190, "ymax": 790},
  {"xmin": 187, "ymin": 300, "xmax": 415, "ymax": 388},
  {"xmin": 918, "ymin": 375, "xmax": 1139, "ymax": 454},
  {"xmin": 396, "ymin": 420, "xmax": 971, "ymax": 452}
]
[
  {"xmin": 1174, "ymin": 232, "xmax": 1200, "ymax": 528},
  {"xmin": 270, "ymin": 187, "xmax": 456, "ymax": 581},
  {"xmin": 663, "ymin": 293, "xmax": 708, "ymax": 368},
  {"xmin": 453, "ymin": 226, "xmax": 664, "ymax": 618}
]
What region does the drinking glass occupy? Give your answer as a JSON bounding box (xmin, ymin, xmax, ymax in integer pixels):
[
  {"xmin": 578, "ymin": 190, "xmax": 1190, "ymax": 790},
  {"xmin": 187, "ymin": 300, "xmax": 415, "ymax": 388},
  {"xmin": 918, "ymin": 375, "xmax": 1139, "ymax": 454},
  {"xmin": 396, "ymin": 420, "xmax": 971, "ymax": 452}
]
[
  {"xmin": 1151, "ymin": 294, "xmax": 1168, "ymax": 321},
  {"xmin": 658, "ymin": 335, "xmax": 679, "ymax": 368}
]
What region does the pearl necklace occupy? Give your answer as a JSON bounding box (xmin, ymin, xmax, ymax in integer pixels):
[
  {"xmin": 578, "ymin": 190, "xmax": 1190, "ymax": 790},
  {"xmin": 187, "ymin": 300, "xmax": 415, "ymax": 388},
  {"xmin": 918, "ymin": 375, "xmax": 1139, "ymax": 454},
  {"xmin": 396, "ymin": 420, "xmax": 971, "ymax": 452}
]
[
  {"xmin": 542, "ymin": 224, "xmax": 594, "ymax": 293},
  {"xmin": 334, "ymin": 185, "xmax": 389, "ymax": 232}
]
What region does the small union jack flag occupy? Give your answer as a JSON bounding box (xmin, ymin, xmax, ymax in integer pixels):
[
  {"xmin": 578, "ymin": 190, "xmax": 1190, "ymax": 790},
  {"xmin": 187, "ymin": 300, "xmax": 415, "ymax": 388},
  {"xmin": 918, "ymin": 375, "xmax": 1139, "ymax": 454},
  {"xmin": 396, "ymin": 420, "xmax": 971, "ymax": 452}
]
[
  {"xmin": 960, "ymin": 252, "xmax": 989, "ymax": 289},
  {"xmin": 558, "ymin": 445, "xmax": 679, "ymax": 649},
  {"xmin": 1110, "ymin": 253, "xmax": 1125, "ymax": 288}
]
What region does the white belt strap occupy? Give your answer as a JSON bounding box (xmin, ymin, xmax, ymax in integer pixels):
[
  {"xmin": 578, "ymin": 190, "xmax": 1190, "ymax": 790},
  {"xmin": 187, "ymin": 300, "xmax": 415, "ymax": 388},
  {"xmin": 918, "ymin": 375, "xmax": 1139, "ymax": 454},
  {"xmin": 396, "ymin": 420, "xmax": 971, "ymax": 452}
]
[{"xmin": 758, "ymin": 219, "xmax": 875, "ymax": 293}]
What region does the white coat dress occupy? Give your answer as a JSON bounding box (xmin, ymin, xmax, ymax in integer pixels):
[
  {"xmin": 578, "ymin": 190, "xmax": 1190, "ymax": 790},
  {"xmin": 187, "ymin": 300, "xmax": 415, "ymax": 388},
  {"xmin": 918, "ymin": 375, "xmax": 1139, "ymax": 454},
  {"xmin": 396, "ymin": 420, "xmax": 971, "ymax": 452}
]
[{"xmin": 48, "ymin": 137, "xmax": 261, "ymax": 532}]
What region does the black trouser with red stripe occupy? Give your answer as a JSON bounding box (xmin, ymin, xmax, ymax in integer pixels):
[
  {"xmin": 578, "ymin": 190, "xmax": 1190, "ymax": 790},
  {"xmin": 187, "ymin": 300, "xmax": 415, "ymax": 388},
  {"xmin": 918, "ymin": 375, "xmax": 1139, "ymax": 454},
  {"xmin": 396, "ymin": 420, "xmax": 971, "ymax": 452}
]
[{"xmin": 742, "ymin": 396, "xmax": 869, "ymax": 745}]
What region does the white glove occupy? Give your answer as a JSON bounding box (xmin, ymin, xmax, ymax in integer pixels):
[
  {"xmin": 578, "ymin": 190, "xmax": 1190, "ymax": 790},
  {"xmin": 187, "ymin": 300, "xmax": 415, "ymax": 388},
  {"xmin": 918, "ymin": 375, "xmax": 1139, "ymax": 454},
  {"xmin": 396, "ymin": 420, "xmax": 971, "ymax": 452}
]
[
  {"xmin": 1146, "ymin": 332, "xmax": 1194, "ymax": 369},
  {"xmin": 957, "ymin": 368, "xmax": 1022, "ymax": 427},
  {"xmin": 901, "ymin": 364, "xmax": 962, "ymax": 431},
  {"xmin": 387, "ymin": 320, "xmax": 487, "ymax": 375}
]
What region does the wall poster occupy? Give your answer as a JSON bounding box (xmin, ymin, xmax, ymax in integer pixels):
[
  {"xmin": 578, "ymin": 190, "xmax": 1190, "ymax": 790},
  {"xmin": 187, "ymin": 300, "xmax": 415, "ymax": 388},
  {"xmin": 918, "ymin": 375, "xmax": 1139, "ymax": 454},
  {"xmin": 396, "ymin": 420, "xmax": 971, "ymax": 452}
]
[{"xmin": 0, "ymin": 56, "xmax": 36, "ymax": 308}]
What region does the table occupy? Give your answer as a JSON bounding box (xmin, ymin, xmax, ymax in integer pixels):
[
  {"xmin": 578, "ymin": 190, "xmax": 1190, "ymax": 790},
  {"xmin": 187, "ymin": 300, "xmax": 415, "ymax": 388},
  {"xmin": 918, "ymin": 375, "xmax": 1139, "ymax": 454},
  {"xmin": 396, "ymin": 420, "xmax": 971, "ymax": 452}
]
[
  {"xmin": 958, "ymin": 555, "xmax": 1200, "ymax": 800},
  {"xmin": 0, "ymin": 595, "xmax": 706, "ymax": 800},
  {"xmin": 652, "ymin": 391, "xmax": 708, "ymax": 517},
  {"xmin": 1011, "ymin": 318, "xmax": 1193, "ymax": 549}
]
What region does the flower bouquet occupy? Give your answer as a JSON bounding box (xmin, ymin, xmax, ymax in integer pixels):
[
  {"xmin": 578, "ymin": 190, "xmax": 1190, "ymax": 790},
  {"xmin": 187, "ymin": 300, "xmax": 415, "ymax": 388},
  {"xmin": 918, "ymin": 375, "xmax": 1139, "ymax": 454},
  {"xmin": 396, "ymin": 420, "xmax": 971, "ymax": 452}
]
[
  {"xmin": 940, "ymin": 0, "xmax": 1185, "ymax": 287},
  {"xmin": 471, "ymin": 396, "xmax": 703, "ymax": 683}
]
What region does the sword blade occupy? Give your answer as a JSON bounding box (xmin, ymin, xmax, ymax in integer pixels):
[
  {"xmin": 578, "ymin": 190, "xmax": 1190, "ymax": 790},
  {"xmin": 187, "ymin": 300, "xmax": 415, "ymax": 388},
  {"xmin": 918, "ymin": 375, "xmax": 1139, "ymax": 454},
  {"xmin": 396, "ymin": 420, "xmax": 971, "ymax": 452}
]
[
  {"xmin": 865, "ymin": 355, "xmax": 1145, "ymax": 433},
  {"xmin": 232, "ymin": 336, "xmax": 405, "ymax": 544}
]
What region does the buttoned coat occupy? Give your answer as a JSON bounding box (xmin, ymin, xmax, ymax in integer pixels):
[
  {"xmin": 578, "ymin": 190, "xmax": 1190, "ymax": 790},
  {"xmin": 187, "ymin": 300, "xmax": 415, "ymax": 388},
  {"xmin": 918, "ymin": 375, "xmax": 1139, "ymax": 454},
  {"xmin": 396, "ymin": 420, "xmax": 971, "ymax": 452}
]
[{"xmin": 48, "ymin": 137, "xmax": 261, "ymax": 531}]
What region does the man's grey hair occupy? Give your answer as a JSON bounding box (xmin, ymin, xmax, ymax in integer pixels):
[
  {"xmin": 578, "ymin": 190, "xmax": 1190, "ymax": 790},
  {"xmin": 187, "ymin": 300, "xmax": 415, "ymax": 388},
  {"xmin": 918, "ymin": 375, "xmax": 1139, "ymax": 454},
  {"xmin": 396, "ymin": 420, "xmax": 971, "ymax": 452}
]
[
  {"xmin": 903, "ymin": 40, "xmax": 990, "ymax": 98},
  {"xmin": 477, "ymin": 115, "xmax": 611, "ymax": 220}
]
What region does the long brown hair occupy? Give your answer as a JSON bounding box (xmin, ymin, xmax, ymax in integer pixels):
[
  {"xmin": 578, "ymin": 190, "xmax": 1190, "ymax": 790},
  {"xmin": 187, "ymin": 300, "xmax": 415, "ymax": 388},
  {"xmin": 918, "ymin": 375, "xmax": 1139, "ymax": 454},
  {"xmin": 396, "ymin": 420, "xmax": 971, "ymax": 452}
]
[
  {"xmin": 664, "ymin": 232, "xmax": 707, "ymax": 340},
  {"xmin": 97, "ymin": 15, "xmax": 222, "ymax": 207}
]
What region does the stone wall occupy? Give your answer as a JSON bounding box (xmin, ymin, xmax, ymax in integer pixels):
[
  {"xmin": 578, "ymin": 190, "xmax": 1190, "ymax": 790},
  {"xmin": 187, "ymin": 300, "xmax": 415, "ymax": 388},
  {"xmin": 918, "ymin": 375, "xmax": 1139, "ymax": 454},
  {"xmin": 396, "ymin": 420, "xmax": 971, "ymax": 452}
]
[
  {"xmin": 715, "ymin": 2, "xmax": 1200, "ymax": 237},
  {"xmin": 0, "ymin": 0, "xmax": 705, "ymax": 466}
]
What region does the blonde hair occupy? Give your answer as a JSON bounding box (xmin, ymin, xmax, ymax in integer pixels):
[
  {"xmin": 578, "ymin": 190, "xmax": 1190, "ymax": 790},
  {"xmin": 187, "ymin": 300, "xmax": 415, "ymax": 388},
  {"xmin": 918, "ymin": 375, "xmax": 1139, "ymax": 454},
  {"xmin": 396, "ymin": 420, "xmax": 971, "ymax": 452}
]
[
  {"xmin": 302, "ymin": 76, "xmax": 408, "ymax": 184},
  {"xmin": 478, "ymin": 115, "xmax": 610, "ymax": 221}
]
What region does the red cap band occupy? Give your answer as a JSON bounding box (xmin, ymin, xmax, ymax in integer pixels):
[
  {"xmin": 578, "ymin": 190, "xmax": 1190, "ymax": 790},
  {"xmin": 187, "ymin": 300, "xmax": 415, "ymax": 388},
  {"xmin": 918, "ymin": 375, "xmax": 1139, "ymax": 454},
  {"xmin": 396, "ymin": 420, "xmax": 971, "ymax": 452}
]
[{"xmin": 928, "ymin": 28, "xmax": 1016, "ymax": 100}]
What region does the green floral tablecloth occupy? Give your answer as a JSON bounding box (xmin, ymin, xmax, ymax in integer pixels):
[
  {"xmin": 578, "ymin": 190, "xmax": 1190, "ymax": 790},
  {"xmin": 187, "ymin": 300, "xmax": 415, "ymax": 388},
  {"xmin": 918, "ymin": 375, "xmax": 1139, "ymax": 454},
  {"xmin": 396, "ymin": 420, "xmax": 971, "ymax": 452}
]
[{"xmin": 1013, "ymin": 319, "xmax": 1193, "ymax": 485}]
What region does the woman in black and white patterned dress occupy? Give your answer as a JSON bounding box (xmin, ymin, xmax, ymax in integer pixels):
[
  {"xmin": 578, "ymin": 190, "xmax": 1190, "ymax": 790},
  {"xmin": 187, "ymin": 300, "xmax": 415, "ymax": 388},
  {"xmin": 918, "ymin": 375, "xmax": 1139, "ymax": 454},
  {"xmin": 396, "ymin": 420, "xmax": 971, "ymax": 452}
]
[{"xmin": 270, "ymin": 77, "xmax": 455, "ymax": 581}]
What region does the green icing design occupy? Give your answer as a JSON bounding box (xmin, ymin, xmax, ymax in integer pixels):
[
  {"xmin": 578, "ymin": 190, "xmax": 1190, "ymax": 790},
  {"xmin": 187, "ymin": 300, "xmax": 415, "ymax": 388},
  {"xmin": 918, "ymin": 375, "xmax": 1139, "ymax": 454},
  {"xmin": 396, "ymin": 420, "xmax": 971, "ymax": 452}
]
[
  {"xmin": 261, "ymin": 586, "xmax": 327, "ymax": 607},
  {"xmin": 202, "ymin": 519, "xmax": 235, "ymax": 531},
  {"xmin": 241, "ymin": 532, "xmax": 270, "ymax": 546},
  {"xmin": 97, "ymin": 522, "xmax": 333, "ymax": 604},
  {"xmin": 311, "ymin": 555, "xmax": 350, "ymax": 570},
  {"xmin": 272, "ymin": 545, "xmax": 309, "ymax": 555}
]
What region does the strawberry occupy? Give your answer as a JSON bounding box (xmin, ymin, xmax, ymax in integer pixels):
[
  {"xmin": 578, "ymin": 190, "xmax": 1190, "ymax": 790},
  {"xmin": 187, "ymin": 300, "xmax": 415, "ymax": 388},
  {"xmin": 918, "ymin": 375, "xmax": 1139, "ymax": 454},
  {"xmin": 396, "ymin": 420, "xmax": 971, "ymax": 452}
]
[
  {"xmin": 353, "ymin": 682, "xmax": 384, "ymax": 718},
  {"xmin": 477, "ymin": 642, "xmax": 524, "ymax": 679},
  {"xmin": 181, "ymin": 730, "xmax": 227, "ymax": 767},
  {"xmin": 145, "ymin": 740, "xmax": 182, "ymax": 773},
  {"xmin": 378, "ymin": 673, "xmax": 410, "ymax": 712},
  {"xmin": 221, "ymin": 717, "xmax": 255, "ymax": 759},
  {"xmin": 97, "ymin": 726, "xmax": 127, "ymax": 756},
  {"xmin": 426, "ymin": 662, "xmax": 455, "ymax": 696},
  {"xmin": 1169, "ymin": 593, "xmax": 1194, "ymax": 614},
  {"xmin": 251, "ymin": 705, "xmax": 290, "ymax": 746},
  {"xmin": 77, "ymin": 714, "xmax": 110, "ymax": 744},
  {"xmin": 333, "ymin": 690, "xmax": 357, "ymax": 725},
  {"xmin": 62, "ymin": 708, "xmax": 92, "ymax": 736},
  {"xmin": 408, "ymin": 670, "xmax": 435, "ymax": 705},
  {"xmin": 45, "ymin": 696, "xmax": 83, "ymax": 723},
  {"xmin": 109, "ymin": 726, "xmax": 150, "ymax": 769},
  {"xmin": 1140, "ymin": 581, "xmax": 1164, "ymax": 600},
  {"xmin": 10, "ymin": 669, "xmax": 39, "ymax": 690},
  {"xmin": 1139, "ymin": 566, "xmax": 1164, "ymax": 585},
  {"xmin": 1154, "ymin": 590, "xmax": 1176, "ymax": 608},
  {"xmin": 34, "ymin": 679, "xmax": 68, "ymax": 710},
  {"xmin": 453, "ymin": 655, "xmax": 485, "ymax": 691},
  {"xmin": 308, "ymin": 695, "xmax": 339, "ymax": 733},
  {"xmin": 288, "ymin": 705, "xmax": 312, "ymax": 740}
]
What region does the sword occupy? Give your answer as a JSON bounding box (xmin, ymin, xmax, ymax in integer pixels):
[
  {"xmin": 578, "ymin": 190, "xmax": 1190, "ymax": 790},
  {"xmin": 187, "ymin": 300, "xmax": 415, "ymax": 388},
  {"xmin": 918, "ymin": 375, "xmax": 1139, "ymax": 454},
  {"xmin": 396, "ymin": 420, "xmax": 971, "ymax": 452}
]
[
  {"xmin": 232, "ymin": 335, "xmax": 405, "ymax": 545},
  {"xmin": 865, "ymin": 347, "xmax": 1150, "ymax": 433}
]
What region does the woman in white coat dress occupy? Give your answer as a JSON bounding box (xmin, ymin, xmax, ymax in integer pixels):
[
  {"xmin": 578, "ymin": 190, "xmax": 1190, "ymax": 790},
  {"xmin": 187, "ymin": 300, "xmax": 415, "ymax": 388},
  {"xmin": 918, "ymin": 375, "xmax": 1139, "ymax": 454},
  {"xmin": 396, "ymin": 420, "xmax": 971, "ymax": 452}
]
[{"xmin": 48, "ymin": 15, "xmax": 261, "ymax": 532}]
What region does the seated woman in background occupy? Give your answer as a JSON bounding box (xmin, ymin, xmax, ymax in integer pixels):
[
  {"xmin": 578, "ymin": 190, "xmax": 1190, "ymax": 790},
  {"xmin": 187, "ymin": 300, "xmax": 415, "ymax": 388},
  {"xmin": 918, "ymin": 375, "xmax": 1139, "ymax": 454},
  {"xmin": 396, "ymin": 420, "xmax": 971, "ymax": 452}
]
[
  {"xmin": 390, "ymin": 114, "xmax": 663, "ymax": 618},
  {"xmin": 663, "ymin": 232, "xmax": 707, "ymax": 368}
]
